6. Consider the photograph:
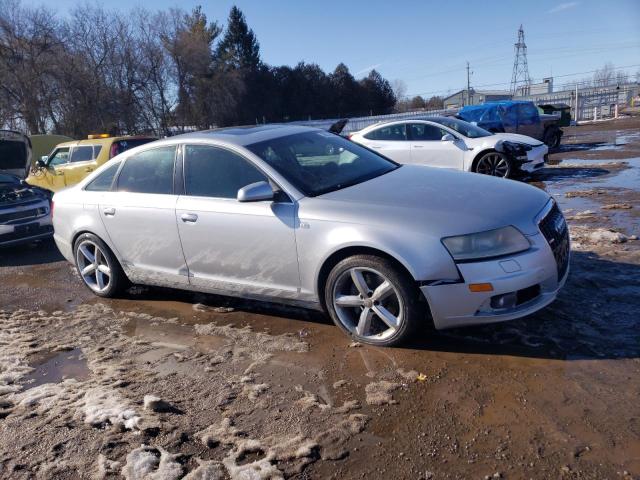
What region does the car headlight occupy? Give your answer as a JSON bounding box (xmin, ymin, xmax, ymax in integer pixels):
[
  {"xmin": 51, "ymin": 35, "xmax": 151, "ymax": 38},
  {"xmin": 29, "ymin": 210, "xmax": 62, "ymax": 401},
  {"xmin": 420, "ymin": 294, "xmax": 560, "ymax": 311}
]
[{"xmin": 442, "ymin": 226, "xmax": 530, "ymax": 261}]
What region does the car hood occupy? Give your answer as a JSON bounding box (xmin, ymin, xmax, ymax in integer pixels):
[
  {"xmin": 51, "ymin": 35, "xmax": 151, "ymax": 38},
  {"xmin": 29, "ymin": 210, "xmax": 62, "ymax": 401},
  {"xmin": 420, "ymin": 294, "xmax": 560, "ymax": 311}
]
[
  {"xmin": 0, "ymin": 131, "xmax": 31, "ymax": 179},
  {"xmin": 490, "ymin": 132, "xmax": 544, "ymax": 147},
  {"xmin": 303, "ymin": 165, "xmax": 550, "ymax": 237}
]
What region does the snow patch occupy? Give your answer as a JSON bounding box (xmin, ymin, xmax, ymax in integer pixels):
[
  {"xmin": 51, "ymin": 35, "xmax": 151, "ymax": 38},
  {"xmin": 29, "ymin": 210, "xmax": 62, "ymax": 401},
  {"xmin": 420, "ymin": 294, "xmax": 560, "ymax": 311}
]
[
  {"xmin": 365, "ymin": 380, "xmax": 402, "ymax": 406},
  {"xmin": 83, "ymin": 387, "xmax": 141, "ymax": 430}
]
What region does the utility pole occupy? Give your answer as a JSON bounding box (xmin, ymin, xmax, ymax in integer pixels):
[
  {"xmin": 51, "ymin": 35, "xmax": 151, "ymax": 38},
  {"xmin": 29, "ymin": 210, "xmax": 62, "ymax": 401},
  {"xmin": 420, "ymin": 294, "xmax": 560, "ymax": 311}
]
[{"xmin": 466, "ymin": 61, "xmax": 471, "ymax": 105}]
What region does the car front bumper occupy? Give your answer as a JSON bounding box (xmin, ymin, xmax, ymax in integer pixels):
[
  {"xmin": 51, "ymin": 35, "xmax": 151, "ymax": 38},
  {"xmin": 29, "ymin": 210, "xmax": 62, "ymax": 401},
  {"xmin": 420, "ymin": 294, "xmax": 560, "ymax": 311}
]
[
  {"xmin": 420, "ymin": 232, "xmax": 568, "ymax": 330},
  {"xmin": 0, "ymin": 205, "xmax": 53, "ymax": 247},
  {"xmin": 516, "ymin": 144, "xmax": 548, "ymax": 173}
]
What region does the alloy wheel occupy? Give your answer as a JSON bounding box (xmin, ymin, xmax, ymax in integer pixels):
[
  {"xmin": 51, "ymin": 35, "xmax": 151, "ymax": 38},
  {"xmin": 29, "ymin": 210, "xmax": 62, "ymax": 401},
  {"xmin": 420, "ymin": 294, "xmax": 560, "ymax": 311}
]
[
  {"xmin": 476, "ymin": 153, "xmax": 510, "ymax": 177},
  {"xmin": 76, "ymin": 240, "xmax": 112, "ymax": 293},
  {"xmin": 332, "ymin": 267, "xmax": 404, "ymax": 341}
]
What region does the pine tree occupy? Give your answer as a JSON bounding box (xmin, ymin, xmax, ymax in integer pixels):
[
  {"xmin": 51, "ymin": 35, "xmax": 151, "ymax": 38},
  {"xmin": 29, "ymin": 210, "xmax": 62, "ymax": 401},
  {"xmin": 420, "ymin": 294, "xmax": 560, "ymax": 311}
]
[{"xmin": 215, "ymin": 6, "xmax": 260, "ymax": 70}]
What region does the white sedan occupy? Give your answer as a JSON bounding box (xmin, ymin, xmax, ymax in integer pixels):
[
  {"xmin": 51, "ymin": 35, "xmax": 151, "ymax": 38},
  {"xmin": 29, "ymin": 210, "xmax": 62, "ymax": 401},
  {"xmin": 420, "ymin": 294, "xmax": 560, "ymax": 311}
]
[{"xmin": 349, "ymin": 116, "xmax": 548, "ymax": 178}]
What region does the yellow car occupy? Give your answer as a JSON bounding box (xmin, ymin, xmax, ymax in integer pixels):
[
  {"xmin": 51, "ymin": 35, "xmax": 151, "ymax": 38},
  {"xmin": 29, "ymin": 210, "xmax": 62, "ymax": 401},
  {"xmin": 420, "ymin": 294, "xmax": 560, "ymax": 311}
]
[{"xmin": 26, "ymin": 134, "xmax": 157, "ymax": 192}]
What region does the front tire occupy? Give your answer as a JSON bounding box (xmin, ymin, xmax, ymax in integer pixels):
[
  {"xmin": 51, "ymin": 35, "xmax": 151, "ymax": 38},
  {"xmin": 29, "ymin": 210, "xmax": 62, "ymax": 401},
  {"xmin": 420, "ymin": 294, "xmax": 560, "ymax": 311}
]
[
  {"xmin": 544, "ymin": 129, "xmax": 562, "ymax": 149},
  {"xmin": 474, "ymin": 151, "xmax": 512, "ymax": 178},
  {"xmin": 73, "ymin": 233, "xmax": 128, "ymax": 298},
  {"xmin": 324, "ymin": 255, "xmax": 423, "ymax": 347}
]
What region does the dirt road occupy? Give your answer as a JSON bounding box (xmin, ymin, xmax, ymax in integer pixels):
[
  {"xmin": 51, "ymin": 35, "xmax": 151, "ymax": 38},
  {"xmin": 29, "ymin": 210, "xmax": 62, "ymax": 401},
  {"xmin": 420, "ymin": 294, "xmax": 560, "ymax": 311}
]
[{"xmin": 0, "ymin": 118, "xmax": 639, "ymax": 479}]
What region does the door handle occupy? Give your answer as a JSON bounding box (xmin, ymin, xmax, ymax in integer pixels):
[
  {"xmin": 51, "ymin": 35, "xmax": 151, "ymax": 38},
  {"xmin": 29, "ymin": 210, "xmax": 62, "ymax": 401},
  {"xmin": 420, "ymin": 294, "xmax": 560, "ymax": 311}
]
[
  {"xmin": 413, "ymin": 145, "xmax": 424, "ymax": 148},
  {"xmin": 181, "ymin": 213, "xmax": 198, "ymax": 223},
  {"xmin": 371, "ymin": 145, "xmax": 382, "ymax": 149},
  {"xmin": 103, "ymin": 207, "xmax": 116, "ymax": 216},
  {"xmin": 85, "ymin": 167, "xmax": 94, "ymax": 172}
]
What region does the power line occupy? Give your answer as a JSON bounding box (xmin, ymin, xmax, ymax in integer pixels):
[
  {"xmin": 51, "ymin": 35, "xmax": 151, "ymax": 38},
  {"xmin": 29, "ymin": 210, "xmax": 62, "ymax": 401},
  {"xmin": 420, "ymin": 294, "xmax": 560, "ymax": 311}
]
[{"xmin": 401, "ymin": 63, "xmax": 640, "ymax": 99}]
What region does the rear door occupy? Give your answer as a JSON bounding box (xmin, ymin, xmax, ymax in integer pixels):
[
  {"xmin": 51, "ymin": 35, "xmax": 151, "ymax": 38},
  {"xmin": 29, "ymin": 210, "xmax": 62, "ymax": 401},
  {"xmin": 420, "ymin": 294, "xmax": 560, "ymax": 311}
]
[
  {"xmin": 60, "ymin": 144, "xmax": 102, "ymax": 186},
  {"xmin": 360, "ymin": 124, "xmax": 411, "ymax": 163},
  {"xmin": 175, "ymin": 144, "xmax": 300, "ymax": 299},
  {"xmin": 98, "ymin": 145, "xmax": 188, "ymax": 286},
  {"xmin": 407, "ymin": 123, "xmax": 464, "ymax": 169}
]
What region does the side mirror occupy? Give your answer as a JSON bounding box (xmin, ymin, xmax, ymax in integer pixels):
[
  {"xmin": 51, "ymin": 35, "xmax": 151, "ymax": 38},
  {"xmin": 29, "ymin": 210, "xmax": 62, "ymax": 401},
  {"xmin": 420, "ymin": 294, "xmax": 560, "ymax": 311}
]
[
  {"xmin": 37, "ymin": 157, "xmax": 47, "ymax": 167},
  {"xmin": 441, "ymin": 133, "xmax": 455, "ymax": 142},
  {"xmin": 237, "ymin": 181, "xmax": 274, "ymax": 202}
]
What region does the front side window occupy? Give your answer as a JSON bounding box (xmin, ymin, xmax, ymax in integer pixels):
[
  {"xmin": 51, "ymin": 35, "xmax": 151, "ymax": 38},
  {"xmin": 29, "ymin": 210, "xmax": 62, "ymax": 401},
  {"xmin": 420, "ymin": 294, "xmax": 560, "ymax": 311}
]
[
  {"xmin": 117, "ymin": 146, "xmax": 175, "ymax": 194},
  {"xmin": 408, "ymin": 123, "xmax": 447, "ymax": 141},
  {"xmin": 363, "ymin": 124, "xmax": 407, "ymax": 141},
  {"xmin": 184, "ymin": 145, "xmax": 267, "ymax": 199},
  {"xmin": 85, "ymin": 161, "xmax": 120, "ymax": 191},
  {"xmin": 500, "ymin": 106, "xmax": 518, "ymax": 127},
  {"xmin": 48, "ymin": 147, "xmax": 70, "ymax": 166},
  {"xmin": 246, "ymin": 131, "xmax": 399, "ymax": 197}
]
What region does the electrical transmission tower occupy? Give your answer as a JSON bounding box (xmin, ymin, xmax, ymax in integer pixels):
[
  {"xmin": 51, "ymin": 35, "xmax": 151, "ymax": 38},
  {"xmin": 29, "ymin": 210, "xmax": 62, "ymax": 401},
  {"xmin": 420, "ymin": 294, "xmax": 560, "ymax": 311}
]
[{"xmin": 510, "ymin": 25, "xmax": 531, "ymax": 96}]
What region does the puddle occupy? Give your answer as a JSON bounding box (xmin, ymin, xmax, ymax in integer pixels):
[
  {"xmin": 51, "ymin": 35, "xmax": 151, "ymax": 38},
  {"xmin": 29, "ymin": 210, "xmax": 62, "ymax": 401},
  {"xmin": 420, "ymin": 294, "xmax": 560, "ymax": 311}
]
[
  {"xmin": 22, "ymin": 348, "xmax": 91, "ymax": 390},
  {"xmin": 124, "ymin": 316, "xmax": 228, "ymax": 353},
  {"xmin": 530, "ymin": 157, "xmax": 640, "ymax": 235}
]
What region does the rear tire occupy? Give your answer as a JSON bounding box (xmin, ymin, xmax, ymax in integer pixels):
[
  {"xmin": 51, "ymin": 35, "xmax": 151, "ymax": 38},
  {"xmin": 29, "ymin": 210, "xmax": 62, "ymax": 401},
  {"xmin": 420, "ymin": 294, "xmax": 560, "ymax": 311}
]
[
  {"xmin": 324, "ymin": 255, "xmax": 423, "ymax": 347},
  {"xmin": 73, "ymin": 233, "xmax": 128, "ymax": 298}
]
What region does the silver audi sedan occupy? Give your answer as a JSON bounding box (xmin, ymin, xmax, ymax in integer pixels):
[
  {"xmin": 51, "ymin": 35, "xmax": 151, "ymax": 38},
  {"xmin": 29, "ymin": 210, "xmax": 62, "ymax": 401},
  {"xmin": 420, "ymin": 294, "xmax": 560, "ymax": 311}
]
[{"xmin": 52, "ymin": 125, "xmax": 569, "ymax": 346}]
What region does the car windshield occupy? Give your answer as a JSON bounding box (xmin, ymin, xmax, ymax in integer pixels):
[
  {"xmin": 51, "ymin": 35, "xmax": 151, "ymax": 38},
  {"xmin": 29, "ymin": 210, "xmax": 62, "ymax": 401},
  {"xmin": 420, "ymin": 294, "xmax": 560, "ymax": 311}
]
[
  {"xmin": 246, "ymin": 131, "xmax": 399, "ymax": 196},
  {"xmin": 430, "ymin": 117, "xmax": 493, "ymax": 138}
]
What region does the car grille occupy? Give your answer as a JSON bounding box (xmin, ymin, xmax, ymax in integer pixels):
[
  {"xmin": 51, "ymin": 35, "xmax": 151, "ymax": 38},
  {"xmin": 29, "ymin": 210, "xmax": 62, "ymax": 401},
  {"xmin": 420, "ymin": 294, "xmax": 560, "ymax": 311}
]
[
  {"xmin": 0, "ymin": 206, "xmax": 48, "ymax": 224},
  {"xmin": 539, "ymin": 203, "xmax": 570, "ymax": 280}
]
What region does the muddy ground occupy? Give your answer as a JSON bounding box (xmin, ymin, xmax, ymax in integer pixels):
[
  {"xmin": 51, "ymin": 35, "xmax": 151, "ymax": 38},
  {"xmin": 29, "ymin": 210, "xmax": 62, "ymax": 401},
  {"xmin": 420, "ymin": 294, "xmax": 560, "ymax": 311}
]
[{"xmin": 0, "ymin": 118, "xmax": 639, "ymax": 480}]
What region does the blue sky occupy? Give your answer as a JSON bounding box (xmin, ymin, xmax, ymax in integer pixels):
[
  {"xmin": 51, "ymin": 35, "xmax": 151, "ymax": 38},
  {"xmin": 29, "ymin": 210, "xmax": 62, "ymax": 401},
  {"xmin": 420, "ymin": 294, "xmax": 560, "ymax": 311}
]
[{"xmin": 33, "ymin": 0, "xmax": 640, "ymax": 97}]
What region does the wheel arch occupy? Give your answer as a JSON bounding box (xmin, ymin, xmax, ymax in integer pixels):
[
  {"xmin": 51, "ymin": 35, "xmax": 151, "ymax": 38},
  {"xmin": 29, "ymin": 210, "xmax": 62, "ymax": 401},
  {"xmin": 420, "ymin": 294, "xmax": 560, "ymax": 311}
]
[
  {"xmin": 315, "ymin": 245, "xmax": 418, "ymax": 311},
  {"xmin": 470, "ymin": 147, "xmax": 498, "ymax": 171},
  {"xmin": 71, "ymin": 229, "xmax": 124, "ymax": 269}
]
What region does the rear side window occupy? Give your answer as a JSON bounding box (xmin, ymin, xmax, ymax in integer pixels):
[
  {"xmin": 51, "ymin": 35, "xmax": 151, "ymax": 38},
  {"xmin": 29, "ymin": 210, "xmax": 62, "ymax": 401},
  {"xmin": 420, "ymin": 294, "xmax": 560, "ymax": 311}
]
[
  {"xmin": 184, "ymin": 145, "xmax": 267, "ymax": 199},
  {"xmin": 70, "ymin": 145, "xmax": 101, "ymax": 162},
  {"xmin": 117, "ymin": 146, "xmax": 176, "ymax": 194},
  {"xmin": 408, "ymin": 123, "xmax": 447, "ymax": 141},
  {"xmin": 85, "ymin": 162, "xmax": 120, "ymax": 191},
  {"xmin": 363, "ymin": 124, "xmax": 407, "ymax": 141}
]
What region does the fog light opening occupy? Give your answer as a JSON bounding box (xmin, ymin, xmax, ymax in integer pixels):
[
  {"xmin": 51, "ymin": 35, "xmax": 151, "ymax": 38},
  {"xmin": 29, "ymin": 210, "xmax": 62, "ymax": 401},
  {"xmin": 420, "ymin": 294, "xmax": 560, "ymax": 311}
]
[{"xmin": 490, "ymin": 292, "xmax": 518, "ymax": 310}]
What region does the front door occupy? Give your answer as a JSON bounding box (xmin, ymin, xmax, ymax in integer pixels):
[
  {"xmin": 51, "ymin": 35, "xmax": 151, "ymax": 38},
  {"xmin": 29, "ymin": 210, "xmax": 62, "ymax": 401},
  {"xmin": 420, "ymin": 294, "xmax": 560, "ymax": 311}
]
[
  {"xmin": 32, "ymin": 147, "xmax": 70, "ymax": 191},
  {"xmin": 176, "ymin": 144, "xmax": 300, "ymax": 299},
  {"xmin": 407, "ymin": 123, "xmax": 465, "ymax": 169},
  {"xmin": 516, "ymin": 103, "xmax": 542, "ymax": 139},
  {"xmin": 99, "ymin": 145, "xmax": 188, "ymax": 286}
]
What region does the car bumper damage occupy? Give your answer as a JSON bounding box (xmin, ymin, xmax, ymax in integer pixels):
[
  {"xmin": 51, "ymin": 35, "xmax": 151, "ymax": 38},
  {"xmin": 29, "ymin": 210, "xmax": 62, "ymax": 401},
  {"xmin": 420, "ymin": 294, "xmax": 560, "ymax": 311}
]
[
  {"xmin": 496, "ymin": 141, "xmax": 548, "ymax": 174},
  {"xmin": 422, "ymin": 203, "xmax": 569, "ymax": 329}
]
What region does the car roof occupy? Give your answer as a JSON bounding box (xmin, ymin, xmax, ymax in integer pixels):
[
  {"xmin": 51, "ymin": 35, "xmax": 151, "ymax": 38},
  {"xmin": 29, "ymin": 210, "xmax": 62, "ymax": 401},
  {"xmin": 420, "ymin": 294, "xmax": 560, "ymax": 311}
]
[
  {"xmin": 460, "ymin": 100, "xmax": 532, "ymax": 112},
  {"xmin": 55, "ymin": 135, "xmax": 156, "ymax": 148},
  {"xmin": 359, "ymin": 116, "xmax": 454, "ymax": 132},
  {"xmin": 168, "ymin": 124, "xmax": 318, "ymax": 146}
]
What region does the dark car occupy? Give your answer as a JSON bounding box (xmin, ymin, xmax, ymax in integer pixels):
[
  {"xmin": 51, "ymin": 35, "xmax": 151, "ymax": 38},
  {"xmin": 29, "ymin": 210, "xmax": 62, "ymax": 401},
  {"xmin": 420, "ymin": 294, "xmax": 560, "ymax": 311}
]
[
  {"xmin": 457, "ymin": 100, "xmax": 563, "ymax": 148},
  {"xmin": 0, "ymin": 130, "xmax": 53, "ymax": 247}
]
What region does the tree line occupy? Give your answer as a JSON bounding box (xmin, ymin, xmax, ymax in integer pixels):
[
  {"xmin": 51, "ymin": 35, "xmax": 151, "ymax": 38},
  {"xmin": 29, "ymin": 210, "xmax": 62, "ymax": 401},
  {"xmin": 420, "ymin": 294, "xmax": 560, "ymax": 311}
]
[{"xmin": 0, "ymin": 2, "xmax": 397, "ymax": 137}]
